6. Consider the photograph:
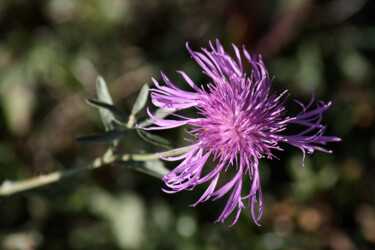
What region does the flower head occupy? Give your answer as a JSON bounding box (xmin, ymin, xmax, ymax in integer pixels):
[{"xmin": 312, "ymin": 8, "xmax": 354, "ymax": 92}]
[{"xmin": 141, "ymin": 39, "xmax": 341, "ymax": 226}]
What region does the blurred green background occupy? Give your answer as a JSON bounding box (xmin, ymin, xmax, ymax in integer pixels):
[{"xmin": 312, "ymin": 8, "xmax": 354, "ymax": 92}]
[{"xmin": 0, "ymin": 0, "xmax": 374, "ymax": 249}]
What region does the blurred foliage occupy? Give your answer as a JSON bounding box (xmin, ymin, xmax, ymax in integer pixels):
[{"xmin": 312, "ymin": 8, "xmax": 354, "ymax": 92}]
[{"xmin": 0, "ymin": 0, "xmax": 374, "ymax": 249}]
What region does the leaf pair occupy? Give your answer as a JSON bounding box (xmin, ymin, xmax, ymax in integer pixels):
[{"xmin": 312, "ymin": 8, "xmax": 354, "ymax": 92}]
[
  {"xmin": 76, "ymin": 76, "xmax": 172, "ymax": 150},
  {"xmin": 76, "ymin": 77, "xmax": 141, "ymax": 145}
]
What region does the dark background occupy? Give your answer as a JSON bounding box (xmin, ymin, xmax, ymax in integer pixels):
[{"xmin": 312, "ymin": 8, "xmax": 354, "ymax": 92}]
[{"xmin": 0, "ymin": 0, "xmax": 374, "ymax": 249}]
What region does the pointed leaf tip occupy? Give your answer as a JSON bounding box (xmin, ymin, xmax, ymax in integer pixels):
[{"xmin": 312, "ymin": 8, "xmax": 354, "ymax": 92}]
[
  {"xmin": 96, "ymin": 76, "xmax": 113, "ymax": 105},
  {"xmin": 86, "ymin": 98, "xmax": 128, "ymax": 124},
  {"xmin": 95, "ymin": 76, "xmax": 117, "ymax": 131},
  {"xmin": 131, "ymin": 84, "xmax": 149, "ymax": 115},
  {"xmin": 75, "ymin": 129, "xmax": 123, "ymax": 143},
  {"xmin": 136, "ymin": 128, "xmax": 173, "ymax": 150}
]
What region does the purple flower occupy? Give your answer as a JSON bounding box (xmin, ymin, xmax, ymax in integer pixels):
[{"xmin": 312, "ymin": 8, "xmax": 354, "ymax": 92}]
[{"xmin": 141, "ymin": 39, "xmax": 341, "ymax": 226}]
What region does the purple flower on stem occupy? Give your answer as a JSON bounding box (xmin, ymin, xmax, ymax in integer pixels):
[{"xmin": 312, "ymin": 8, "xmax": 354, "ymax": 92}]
[{"xmin": 141, "ymin": 40, "xmax": 341, "ymax": 226}]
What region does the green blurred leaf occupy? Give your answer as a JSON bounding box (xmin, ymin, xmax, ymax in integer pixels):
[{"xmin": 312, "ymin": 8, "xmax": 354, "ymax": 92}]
[
  {"xmin": 87, "ymin": 98, "xmax": 128, "ymax": 124},
  {"xmin": 131, "ymin": 84, "xmax": 149, "ymax": 115},
  {"xmin": 1, "ymin": 84, "xmax": 35, "ymax": 136},
  {"xmin": 75, "ymin": 130, "xmax": 123, "ymax": 143},
  {"xmin": 138, "ymin": 160, "xmax": 170, "ymax": 178},
  {"xmin": 96, "ymin": 76, "xmax": 117, "ymax": 131},
  {"xmin": 137, "ymin": 109, "xmax": 173, "ymax": 128},
  {"xmin": 118, "ymin": 160, "xmax": 170, "ymax": 179},
  {"xmin": 136, "ymin": 128, "xmax": 172, "ymax": 150}
]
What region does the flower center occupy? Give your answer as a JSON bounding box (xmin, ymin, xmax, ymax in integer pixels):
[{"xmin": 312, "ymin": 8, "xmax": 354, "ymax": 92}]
[
  {"xmin": 197, "ymin": 102, "xmax": 250, "ymax": 155},
  {"xmin": 195, "ymin": 78, "xmax": 267, "ymax": 156}
]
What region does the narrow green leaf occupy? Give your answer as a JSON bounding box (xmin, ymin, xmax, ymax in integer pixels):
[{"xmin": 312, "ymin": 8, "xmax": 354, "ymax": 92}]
[
  {"xmin": 117, "ymin": 160, "xmax": 169, "ymax": 179},
  {"xmin": 96, "ymin": 76, "xmax": 116, "ymax": 131},
  {"xmin": 75, "ymin": 130, "xmax": 123, "ymax": 143},
  {"xmin": 87, "ymin": 98, "xmax": 128, "ymax": 124},
  {"xmin": 136, "ymin": 128, "xmax": 173, "ymax": 149},
  {"xmin": 142, "ymin": 160, "xmax": 170, "ymax": 178},
  {"xmin": 131, "ymin": 84, "xmax": 149, "ymax": 115},
  {"xmin": 137, "ymin": 108, "xmax": 174, "ymax": 127}
]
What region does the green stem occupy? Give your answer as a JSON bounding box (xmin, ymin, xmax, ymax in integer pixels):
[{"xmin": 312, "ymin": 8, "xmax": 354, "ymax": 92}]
[{"xmin": 0, "ymin": 147, "xmax": 192, "ymax": 196}]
